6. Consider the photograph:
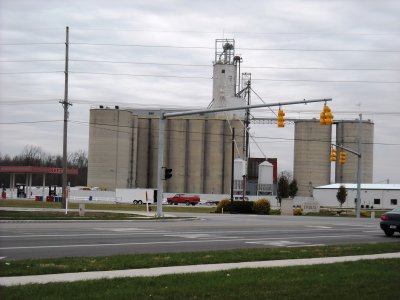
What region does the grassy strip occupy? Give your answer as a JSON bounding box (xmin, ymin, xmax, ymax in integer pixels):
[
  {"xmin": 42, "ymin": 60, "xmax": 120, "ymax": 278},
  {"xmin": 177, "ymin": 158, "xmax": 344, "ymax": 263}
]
[
  {"xmin": 1, "ymin": 242, "xmax": 400, "ymax": 277},
  {"xmin": 0, "ymin": 210, "xmax": 144, "ymax": 220},
  {"xmin": 1, "ymin": 259, "xmax": 399, "ymax": 299},
  {"xmin": 0, "ymin": 200, "xmax": 215, "ymax": 213}
]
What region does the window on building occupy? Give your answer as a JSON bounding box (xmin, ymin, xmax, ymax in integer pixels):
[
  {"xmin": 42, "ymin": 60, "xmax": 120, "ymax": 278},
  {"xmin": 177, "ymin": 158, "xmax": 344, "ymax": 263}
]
[
  {"xmin": 391, "ymin": 199, "xmax": 398, "ymax": 205},
  {"xmin": 374, "ymin": 199, "xmax": 380, "ymax": 205}
]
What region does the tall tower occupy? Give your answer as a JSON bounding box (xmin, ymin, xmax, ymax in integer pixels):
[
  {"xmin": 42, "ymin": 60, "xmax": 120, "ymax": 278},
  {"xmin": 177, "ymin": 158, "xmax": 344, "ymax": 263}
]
[{"xmin": 211, "ymin": 39, "xmax": 246, "ymax": 118}]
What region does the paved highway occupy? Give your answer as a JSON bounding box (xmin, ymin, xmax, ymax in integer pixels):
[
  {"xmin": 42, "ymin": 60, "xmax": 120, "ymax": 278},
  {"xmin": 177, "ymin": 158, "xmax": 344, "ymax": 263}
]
[{"xmin": 0, "ymin": 213, "xmax": 397, "ymax": 260}]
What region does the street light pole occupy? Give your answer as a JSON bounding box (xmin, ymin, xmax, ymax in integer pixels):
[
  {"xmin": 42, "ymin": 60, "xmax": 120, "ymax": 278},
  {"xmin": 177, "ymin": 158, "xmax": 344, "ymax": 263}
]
[{"xmin": 355, "ymin": 113, "xmax": 363, "ymax": 218}]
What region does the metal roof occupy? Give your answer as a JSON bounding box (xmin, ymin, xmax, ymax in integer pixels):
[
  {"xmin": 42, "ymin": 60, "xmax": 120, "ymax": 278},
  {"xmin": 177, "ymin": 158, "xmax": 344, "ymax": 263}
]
[{"xmin": 315, "ymin": 183, "xmax": 400, "ymax": 190}]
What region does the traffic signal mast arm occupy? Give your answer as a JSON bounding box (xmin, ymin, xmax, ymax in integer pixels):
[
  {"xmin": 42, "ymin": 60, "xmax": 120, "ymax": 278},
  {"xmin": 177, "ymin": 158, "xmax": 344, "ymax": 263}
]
[{"xmin": 331, "ymin": 143, "xmax": 361, "ymax": 158}]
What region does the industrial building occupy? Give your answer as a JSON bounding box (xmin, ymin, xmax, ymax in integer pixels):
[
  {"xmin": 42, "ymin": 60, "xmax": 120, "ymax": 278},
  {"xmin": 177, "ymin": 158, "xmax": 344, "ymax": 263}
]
[
  {"xmin": 88, "ymin": 39, "xmax": 253, "ymax": 193},
  {"xmin": 87, "ymin": 38, "xmax": 375, "ymax": 198},
  {"xmin": 313, "ymin": 184, "xmax": 399, "ymax": 209},
  {"xmin": 88, "ymin": 108, "xmax": 246, "ymax": 193},
  {"xmin": 293, "ymin": 119, "xmax": 374, "ymax": 197}
]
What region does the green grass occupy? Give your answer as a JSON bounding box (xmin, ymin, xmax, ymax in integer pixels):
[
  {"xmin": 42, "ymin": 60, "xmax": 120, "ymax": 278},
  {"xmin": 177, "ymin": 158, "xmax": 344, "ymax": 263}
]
[
  {"xmin": 2, "ymin": 242, "xmax": 400, "ymax": 277},
  {"xmin": 1, "ymin": 259, "xmax": 399, "ymax": 299}
]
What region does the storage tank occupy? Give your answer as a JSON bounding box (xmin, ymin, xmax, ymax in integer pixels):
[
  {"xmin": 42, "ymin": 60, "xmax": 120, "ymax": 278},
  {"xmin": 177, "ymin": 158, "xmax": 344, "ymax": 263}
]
[
  {"xmin": 293, "ymin": 120, "xmax": 332, "ymax": 197},
  {"xmin": 233, "ymin": 158, "xmax": 246, "ymax": 193},
  {"xmin": 335, "ymin": 120, "xmax": 374, "ymax": 183},
  {"xmin": 258, "ymin": 161, "xmax": 273, "ymax": 195},
  {"xmin": 88, "ymin": 107, "xmax": 132, "ymax": 190}
]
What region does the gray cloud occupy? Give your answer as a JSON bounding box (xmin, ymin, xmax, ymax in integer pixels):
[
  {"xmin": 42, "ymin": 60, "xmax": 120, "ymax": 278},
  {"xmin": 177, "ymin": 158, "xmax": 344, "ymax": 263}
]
[{"xmin": 1, "ymin": 0, "xmax": 399, "ymax": 182}]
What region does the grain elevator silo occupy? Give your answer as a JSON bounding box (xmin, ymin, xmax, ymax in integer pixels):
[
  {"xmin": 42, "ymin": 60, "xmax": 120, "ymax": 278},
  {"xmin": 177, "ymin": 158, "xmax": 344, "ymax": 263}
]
[
  {"xmin": 87, "ymin": 107, "xmax": 133, "ymax": 190},
  {"xmin": 211, "ymin": 39, "xmax": 246, "ymax": 118},
  {"xmin": 293, "ymin": 120, "xmax": 332, "ymax": 197},
  {"xmin": 335, "ymin": 120, "xmax": 374, "ymax": 183}
]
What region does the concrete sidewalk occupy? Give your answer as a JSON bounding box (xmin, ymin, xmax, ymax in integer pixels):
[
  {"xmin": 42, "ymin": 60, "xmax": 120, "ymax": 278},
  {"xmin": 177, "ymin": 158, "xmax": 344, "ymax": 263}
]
[{"xmin": 1, "ymin": 252, "xmax": 399, "ymax": 286}]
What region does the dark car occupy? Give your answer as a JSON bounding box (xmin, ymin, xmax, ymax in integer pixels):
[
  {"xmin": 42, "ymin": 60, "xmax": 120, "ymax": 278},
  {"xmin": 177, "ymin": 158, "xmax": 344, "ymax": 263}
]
[{"xmin": 380, "ymin": 208, "xmax": 400, "ymax": 237}]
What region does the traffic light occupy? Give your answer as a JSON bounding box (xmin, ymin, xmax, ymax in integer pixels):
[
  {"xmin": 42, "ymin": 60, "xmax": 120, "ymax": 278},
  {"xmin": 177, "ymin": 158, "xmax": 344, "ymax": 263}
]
[
  {"xmin": 277, "ymin": 108, "xmax": 285, "ymax": 128},
  {"xmin": 330, "ymin": 147, "xmax": 337, "ymax": 162},
  {"xmin": 164, "ymin": 168, "xmax": 173, "ymax": 180},
  {"xmin": 320, "ymin": 104, "xmax": 334, "ymax": 125},
  {"xmin": 339, "ymin": 151, "xmax": 346, "ymax": 164}
]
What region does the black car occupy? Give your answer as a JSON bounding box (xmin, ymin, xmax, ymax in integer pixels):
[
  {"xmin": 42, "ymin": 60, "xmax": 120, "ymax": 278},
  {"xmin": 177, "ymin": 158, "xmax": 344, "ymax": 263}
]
[{"xmin": 380, "ymin": 208, "xmax": 400, "ymax": 237}]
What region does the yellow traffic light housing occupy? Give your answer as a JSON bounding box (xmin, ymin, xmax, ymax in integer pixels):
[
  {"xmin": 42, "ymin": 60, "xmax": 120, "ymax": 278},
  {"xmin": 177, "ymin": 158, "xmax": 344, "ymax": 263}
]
[
  {"xmin": 330, "ymin": 147, "xmax": 337, "ymax": 162},
  {"xmin": 320, "ymin": 104, "xmax": 334, "ymax": 125},
  {"xmin": 339, "ymin": 151, "xmax": 346, "ymax": 164},
  {"xmin": 277, "ymin": 108, "xmax": 285, "ymax": 128}
]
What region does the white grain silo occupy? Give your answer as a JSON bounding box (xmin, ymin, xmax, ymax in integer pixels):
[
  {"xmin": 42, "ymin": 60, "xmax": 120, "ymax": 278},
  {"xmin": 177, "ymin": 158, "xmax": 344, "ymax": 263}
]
[
  {"xmin": 335, "ymin": 120, "xmax": 374, "ymax": 183},
  {"xmin": 293, "ymin": 120, "xmax": 332, "ymax": 197},
  {"xmin": 233, "ymin": 158, "xmax": 246, "ymax": 193},
  {"xmin": 257, "ymin": 161, "xmax": 273, "ymax": 195}
]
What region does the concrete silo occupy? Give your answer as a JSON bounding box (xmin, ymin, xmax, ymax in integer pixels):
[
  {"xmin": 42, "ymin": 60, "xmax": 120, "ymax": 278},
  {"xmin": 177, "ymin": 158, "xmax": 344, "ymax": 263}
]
[
  {"xmin": 87, "ymin": 107, "xmax": 133, "ymax": 190},
  {"xmin": 293, "ymin": 120, "xmax": 332, "ymax": 197},
  {"xmin": 335, "ymin": 120, "xmax": 374, "ymax": 183}
]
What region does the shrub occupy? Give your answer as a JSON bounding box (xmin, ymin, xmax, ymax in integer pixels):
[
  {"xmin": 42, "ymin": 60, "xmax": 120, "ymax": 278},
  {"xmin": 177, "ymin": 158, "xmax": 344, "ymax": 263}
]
[
  {"xmin": 228, "ymin": 201, "xmax": 254, "ymax": 214},
  {"xmin": 293, "ymin": 207, "xmax": 303, "ymax": 216},
  {"xmin": 215, "ymin": 199, "xmax": 231, "ymax": 213},
  {"xmin": 253, "ymin": 198, "xmax": 271, "ymax": 214}
]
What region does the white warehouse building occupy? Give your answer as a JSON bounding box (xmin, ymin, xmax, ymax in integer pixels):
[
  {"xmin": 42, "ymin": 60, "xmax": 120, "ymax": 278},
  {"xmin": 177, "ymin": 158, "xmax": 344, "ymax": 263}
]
[{"xmin": 313, "ymin": 184, "xmax": 400, "ymax": 209}]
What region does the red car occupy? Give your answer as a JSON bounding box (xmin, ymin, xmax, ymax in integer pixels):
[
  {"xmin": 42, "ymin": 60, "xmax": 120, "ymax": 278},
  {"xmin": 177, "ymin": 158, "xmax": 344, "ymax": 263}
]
[
  {"xmin": 380, "ymin": 208, "xmax": 400, "ymax": 237},
  {"xmin": 166, "ymin": 194, "xmax": 200, "ymax": 206}
]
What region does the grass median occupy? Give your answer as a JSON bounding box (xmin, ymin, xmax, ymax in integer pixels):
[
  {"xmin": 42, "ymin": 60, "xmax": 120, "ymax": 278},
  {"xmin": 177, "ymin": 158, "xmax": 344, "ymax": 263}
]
[
  {"xmin": 1, "ymin": 259, "xmax": 399, "ymax": 299},
  {"xmin": 0, "ymin": 199, "xmax": 215, "ymax": 213},
  {"xmin": 1, "ymin": 242, "xmax": 400, "ymax": 277}
]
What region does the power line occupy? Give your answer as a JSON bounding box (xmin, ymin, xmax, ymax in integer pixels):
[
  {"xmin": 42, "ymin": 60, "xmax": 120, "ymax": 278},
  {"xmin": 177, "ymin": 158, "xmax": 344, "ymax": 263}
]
[
  {"xmin": 252, "ymin": 78, "xmax": 400, "ymax": 84},
  {"xmin": 69, "ymin": 71, "xmax": 211, "ymax": 79},
  {"xmin": 0, "ymin": 71, "xmax": 63, "ymax": 75},
  {"xmin": 1, "ymin": 58, "xmax": 399, "ymax": 72},
  {"xmin": 68, "ymin": 42, "xmax": 400, "ymax": 53},
  {"xmin": 0, "ymin": 120, "xmax": 63, "ymax": 125}
]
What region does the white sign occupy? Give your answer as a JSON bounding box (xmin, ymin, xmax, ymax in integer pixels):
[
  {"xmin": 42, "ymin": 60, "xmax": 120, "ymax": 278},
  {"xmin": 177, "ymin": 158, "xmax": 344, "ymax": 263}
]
[{"xmin": 301, "ymin": 202, "xmax": 320, "ymax": 214}]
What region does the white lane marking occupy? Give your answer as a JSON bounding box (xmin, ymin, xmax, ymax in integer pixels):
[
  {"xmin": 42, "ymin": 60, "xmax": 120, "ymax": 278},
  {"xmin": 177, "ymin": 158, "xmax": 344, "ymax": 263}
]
[
  {"xmin": 0, "ymin": 231, "xmax": 167, "ymax": 238},
  {"xmin": 0, "ymin": 256, "xmax": 6, "ymax": 260},
  {"xmin": 164, "ymin": 234, "xmax": 239, "ymax": 239},
  {"xmin": 164, "ymin": 234, "xmax": 212, "ymax": 239},
  {"xmin": 287, "ymin": 244, "xmax": 326, "ymax": 248},
  {"xmin": 100, "ymin": 228, "xmax": 150, "ymax": 232},
  {"xmin": 307, "ymin": 226, "xmax": 332, "ymax": 229},
  {"xmin": 246, "ymin": 240, "xmax": 307, "ymax": 247},
  {"xmin": 0, "ymin": 234, "xmax": 366, "ymax": 251}
]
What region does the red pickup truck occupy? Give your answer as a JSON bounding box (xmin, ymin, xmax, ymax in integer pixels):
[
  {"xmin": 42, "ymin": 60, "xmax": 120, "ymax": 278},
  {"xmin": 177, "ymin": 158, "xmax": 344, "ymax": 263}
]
[{"xmin": 167, "ymin": 194, "xmax": 200, "ymax": 206}]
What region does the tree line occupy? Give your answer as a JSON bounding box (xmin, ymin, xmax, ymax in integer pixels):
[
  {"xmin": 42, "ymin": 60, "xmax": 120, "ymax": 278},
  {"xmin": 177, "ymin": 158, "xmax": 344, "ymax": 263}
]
[{"xmin": 0, "ymin": 145, "xmax": 87, "ymax": 188}]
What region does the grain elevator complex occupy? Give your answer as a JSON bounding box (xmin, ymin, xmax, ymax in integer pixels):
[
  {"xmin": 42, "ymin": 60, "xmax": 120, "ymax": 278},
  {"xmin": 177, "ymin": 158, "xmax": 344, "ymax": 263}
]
[{"xmin": 87, "ymin": 39, "xmax": 374, "ymax": 198}]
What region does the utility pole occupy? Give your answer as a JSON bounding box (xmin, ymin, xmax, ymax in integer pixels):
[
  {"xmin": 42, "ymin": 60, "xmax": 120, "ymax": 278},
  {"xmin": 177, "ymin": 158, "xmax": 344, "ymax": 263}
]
[
  {"xmin": 60, "ymin": 26, "xmax": 72, "ymax": 209},
  {"xmin": 230, "ymin": 128, "xmax": 235, "ymax": 202},
  {"xmin": 355, "ymin": 113, "xmax": 363, "ymax": 218}
]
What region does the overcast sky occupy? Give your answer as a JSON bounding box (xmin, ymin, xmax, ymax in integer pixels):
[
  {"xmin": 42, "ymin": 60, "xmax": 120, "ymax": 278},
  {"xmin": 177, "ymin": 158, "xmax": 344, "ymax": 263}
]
[{"xmin": 0, "ymin": 0, "xmax": 399, "ymax": 183}]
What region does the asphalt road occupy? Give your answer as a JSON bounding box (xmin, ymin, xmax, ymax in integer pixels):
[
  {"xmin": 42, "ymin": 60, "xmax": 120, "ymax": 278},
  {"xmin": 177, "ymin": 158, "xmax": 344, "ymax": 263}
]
[{"xmin": 0, "ymin": 213, "xmax": 397, "ymax": 260}]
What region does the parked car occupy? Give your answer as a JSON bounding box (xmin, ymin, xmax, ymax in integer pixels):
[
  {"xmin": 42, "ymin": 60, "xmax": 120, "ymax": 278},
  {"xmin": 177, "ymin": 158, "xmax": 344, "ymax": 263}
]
[{"xmin": 380, "ymin": 208, "xmax": 400, "ymax": 237}]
